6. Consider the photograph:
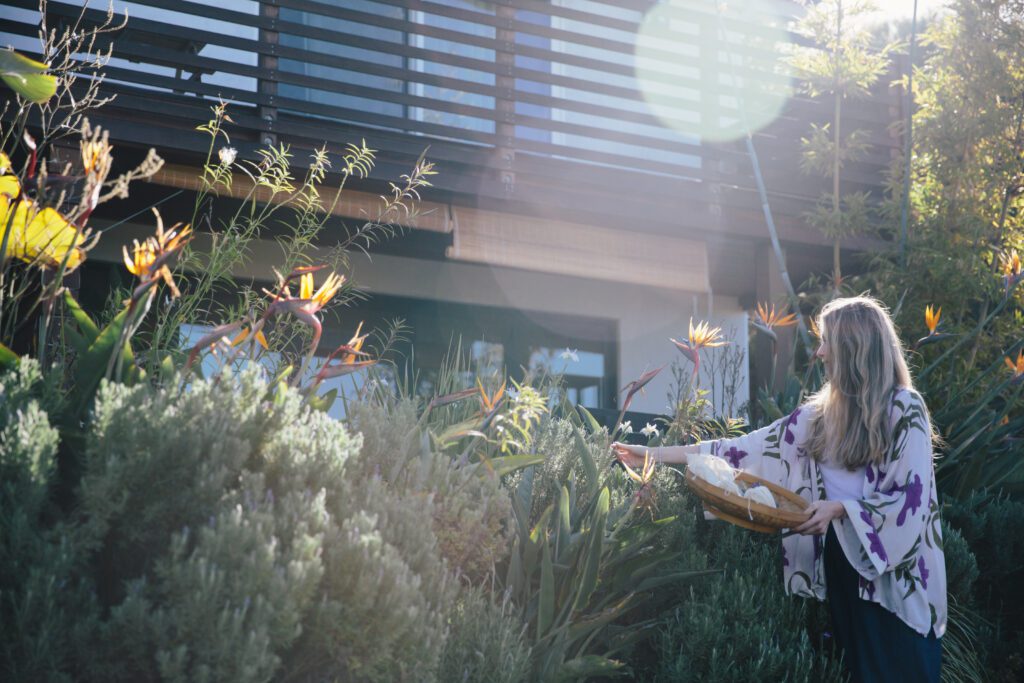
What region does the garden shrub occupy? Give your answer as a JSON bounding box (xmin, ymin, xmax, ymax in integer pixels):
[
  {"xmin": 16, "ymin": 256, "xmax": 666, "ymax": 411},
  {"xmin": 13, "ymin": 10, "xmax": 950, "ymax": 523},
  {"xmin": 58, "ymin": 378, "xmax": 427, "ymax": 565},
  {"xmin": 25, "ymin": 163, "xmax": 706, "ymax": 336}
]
[
  {"xmin": 347, "ymin": 399, "xmax": 513, "ymax": 584},
  {"xmin": 0, "ymin": 361, "xmax": 93, "ymax": 683},
  {"xmin": 436, "ymin": 586, "xmax": 530, "ymax": 683},
  {"xmin": 651, "ymin": 523, "xmax": 844, "ymax": 683},
  {"xmin": 945, "ymin": 494, "xmax": 1024, "ymax": 681},
  {"xmin": 30, "ymin": 369, "xmax": 453, "ymax": 683}
]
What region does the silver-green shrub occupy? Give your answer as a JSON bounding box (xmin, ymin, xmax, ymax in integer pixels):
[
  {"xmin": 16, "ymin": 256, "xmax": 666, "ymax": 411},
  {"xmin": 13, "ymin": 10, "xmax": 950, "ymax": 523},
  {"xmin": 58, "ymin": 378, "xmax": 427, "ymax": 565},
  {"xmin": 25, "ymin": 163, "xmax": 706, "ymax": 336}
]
[
  {"xmin": 0, "ymin": 360, "xmax": 92, "ymax": 683},
  {"xmin": 347, "ymin": 399, "xmax": 512, "ymax": 584},
  {"xmin": 71, "ymin": 369, "xmax": 451, "ymax": 682},
  {"xmin": 437, "ymin": 587, "xmax": 530, "ymax": 683}
]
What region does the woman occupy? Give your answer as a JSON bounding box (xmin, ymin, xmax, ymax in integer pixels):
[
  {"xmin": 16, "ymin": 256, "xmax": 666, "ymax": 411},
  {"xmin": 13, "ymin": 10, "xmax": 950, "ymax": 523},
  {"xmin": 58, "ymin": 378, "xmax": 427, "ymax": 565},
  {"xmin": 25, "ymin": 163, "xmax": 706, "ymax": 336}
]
[{"xmin": 614, "ymin": 296, "xmax": 945, "ymax": 682}]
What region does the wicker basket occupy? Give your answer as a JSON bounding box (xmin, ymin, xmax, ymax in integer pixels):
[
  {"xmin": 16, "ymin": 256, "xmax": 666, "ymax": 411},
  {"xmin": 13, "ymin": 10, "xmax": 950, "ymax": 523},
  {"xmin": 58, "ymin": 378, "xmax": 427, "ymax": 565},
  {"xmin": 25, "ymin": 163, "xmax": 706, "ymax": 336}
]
[{"xmin": 684, "ymin": 468, "xmax": 811, "ymax": 533}]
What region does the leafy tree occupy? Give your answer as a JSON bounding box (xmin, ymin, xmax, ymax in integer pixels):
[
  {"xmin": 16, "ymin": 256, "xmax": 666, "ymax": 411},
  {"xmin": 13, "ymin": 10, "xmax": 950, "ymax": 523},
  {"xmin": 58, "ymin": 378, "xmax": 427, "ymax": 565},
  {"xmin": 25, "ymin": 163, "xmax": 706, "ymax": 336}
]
[{"xmin": 789, "ymin": 0, "xmax": 896, "ymax": 292}]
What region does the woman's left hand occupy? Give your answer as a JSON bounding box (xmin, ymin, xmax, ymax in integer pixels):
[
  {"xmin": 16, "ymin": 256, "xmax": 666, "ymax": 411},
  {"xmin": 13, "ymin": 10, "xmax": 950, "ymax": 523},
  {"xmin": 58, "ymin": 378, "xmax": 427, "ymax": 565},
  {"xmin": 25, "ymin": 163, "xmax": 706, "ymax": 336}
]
[{"xmin": 793, "ymin": 500, "xmax": 847, "ymax": 535}]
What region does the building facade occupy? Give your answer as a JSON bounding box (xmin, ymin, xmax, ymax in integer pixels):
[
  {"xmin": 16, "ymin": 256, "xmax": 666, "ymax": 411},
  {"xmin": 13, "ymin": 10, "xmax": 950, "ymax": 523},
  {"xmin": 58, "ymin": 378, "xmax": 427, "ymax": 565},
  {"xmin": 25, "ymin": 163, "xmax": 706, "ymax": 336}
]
[{"xmin": 2, "ymin": 0, "xmax": 899, "ymax": 417}]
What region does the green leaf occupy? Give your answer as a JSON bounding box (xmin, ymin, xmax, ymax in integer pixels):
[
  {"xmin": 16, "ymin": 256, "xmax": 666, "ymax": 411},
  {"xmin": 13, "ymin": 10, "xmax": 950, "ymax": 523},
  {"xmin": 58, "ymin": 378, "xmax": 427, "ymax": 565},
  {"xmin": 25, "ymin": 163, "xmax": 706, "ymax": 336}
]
[
  {"xmin": 577, "ymin": 405, "xmax": 603, "ymax": 435},
  {"xmin": 556, "ymin": 654, "xmax": 625, "ymax": 681},
  {"xmin": 633, "ymin": 569, "xmax": 720, "ymax": 593},
  {"xmin": 484, "ymin": 453, "xmax": 545, "ymax": 478},
  {"xmin": 72, "ymin": 307, "xmax": 130, "ymax": 415},
  {"xmin": 308, "ymin": 388, "xmax": 338, "ymax": 413},
  {"xmin": 160, "ymin": 352, "xmax": 177, "ymax": 380},
  {"xmin": 0, "ymin": 50, "xmax": 56, "ymax": 103},
  {"xmin": 573, "ymin": 486, "xmax": 609, "ymax": 612},
  {"xmin": 0, "ymin": 341, "xmax": 18, "ymax": 370},
  {"xmin": 63, "ymin": 290, "xmax": 100, "ymax": 343},
  {"xmin": 572, "ymin": 426, "xmax": 600, "ymax": 498},
  {"xmin": 539, "ymin": 540, "xmax": 555, "ymax": 638},
  {"xmin": 557, "ymin": 485, "xmax": 571, "ymax": 556},
  {"xmin": 64, "ymin": 325, "xmax": 90, "ymax": 358}
]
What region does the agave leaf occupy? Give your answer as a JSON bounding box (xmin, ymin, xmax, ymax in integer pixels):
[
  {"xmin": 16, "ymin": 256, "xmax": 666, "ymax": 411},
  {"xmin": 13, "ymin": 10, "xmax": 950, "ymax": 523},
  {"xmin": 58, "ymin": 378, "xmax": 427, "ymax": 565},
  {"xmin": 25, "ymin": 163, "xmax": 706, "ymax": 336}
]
[
  {"xmin": 557, "ymin": 485, "xmax": 571, "ymax": 558},
  {"xmin": 530, "ymin": 504, "xmax": 554, "ymax": 547},
  {"xmin": 572, "ymin": 487, "xmax": 609, "ymax": 612},
  {"xmin": 538, "ymin": 540, "xmax": 555, "ymax": 639},
  {"xmin": 572, "ymin": 426, "xmax": 600, "ymax": 498},
  {"xmin": 555, "ymin": 654, "xmax": 626, "ymax": 681},
  {"xmin": 482, "ymin": 453, "xmax": 545, "ymax": 478},
  {"xmin": 0, "ymin": 49, "xmax": 57, "ymax": 103},
  {"xmin": 576, "ymin": 405, "xmax": 604, "ymax": 435},
  {"xmin": 64, "ymin": 324, "xmax": 90, "ymax": 358},
  {"xmin": 633, "ymin": 568, "xmax": 720, "ymax": 594},
  {"xmin": 63, "ymin": 290, "xmax": 100, "ymax": 343},
  {"xmin": 71, "ymin": 306, "xmax": 129, "ymax": 415},
  {"xmin": 0, "ymin": 341, "xmax": 17, "ymax": 370}
]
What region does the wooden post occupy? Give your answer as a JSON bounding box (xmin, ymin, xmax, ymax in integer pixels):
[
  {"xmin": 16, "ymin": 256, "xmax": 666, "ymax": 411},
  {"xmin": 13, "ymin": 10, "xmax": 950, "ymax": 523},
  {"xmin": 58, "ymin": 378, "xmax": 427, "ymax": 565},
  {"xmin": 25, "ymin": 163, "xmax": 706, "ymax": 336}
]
[
  {"xmin": 495, "ymin": 1, "xmax": 516, "ymax": 197},
  {"xmin": 259, "ymin": 1, "xmax": 279, "ymax": 148}
]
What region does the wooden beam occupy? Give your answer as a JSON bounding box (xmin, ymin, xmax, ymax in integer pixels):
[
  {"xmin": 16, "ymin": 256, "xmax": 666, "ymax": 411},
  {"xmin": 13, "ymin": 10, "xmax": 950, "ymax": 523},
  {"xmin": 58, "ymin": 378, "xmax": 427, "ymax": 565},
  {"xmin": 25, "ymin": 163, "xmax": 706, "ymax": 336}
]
[
  {"xmin": 147, "ymin": 163, "xmax": 453, "ymax": 234},
  {"xmin": 447, "ymin": 206, "xmax": 709, "ymax": 293}
]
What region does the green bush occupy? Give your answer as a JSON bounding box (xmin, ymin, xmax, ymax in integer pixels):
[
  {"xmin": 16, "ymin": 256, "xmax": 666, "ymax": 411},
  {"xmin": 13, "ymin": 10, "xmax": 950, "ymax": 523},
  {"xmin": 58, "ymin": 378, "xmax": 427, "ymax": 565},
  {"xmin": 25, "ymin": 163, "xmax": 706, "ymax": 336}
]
[
  {"xmin": 0, "ymin": 366, "xmax": 475, "ymax": 682},
  {"xmin": 437, "ymin": 587, "xmax": 530, "ymax": 683},
  {"xmin": 945, "ymin": 495, "xmax": 1024, "ymax": 682},
  {"xmin": 347, "ymin": 399, "xmax": 513, "ymax": 584},
  {"xmin": 0, "ymin": 361, "xmax": 93, "ymax": 683},
  {"xmin": 651, "ymin": 525, "xmax": 844, "ymax": 683}
]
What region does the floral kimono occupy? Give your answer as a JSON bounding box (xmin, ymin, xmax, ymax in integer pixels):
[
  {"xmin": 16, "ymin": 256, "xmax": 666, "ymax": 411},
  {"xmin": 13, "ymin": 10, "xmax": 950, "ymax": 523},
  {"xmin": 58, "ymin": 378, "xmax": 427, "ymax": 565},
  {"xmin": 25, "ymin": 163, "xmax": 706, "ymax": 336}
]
[{"xmin": 704, "ymin": 387, "xmax": 947, "ymax": 638}]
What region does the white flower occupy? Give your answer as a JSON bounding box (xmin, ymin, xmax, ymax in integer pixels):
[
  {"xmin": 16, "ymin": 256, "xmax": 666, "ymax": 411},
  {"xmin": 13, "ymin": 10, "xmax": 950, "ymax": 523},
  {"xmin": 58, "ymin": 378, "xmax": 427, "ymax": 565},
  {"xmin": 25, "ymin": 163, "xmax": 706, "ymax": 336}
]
[
  {"xmin": 218, "ymin": 146, "xmax": 237, "ymax": 166},
  {"xmin": 619, "ymin": 420, "xmax": 633, "ymax": 435},
  {"xmin": 641, "ymin": 422, "xmax": 659, "ymax": 439},
  {"xmin": 560, "ymin": 348, "xmax": 579, "ymax": 362}
]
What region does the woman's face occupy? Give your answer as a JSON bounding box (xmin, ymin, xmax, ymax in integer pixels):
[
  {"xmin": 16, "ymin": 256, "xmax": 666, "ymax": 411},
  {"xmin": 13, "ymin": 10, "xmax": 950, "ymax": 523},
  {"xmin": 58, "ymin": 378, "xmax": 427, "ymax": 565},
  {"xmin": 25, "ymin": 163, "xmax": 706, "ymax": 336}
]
[{"xmin": 815, "ymin": 335, "xmax": 831, "ymax": 370}]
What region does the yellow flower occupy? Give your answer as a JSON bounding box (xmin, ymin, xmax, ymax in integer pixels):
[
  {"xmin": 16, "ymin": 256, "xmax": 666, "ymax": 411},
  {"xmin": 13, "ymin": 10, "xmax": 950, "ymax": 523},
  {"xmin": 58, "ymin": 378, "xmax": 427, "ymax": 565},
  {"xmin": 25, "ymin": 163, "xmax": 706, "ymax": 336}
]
[
  {"xmin": 621, "ymin": 450, "xmax": 656, "ymax": 486},
  {"xmin": 1006, "ymin": 351, "xmax": 1024, "ymax": 382},
  {"xmin": 298, "ymin": 271, "xmax": 344, "ymax": 312},
  {"xmin": 925, "ymin": 305, "xmax": 941, "ymax": 336},
  {"xmin": 688, "ymin": 318, "xmax": 727, "ymax": 349},
  {"xmin": 341, "ymin": 321, "xmax": 367, "ymax": 364},
  {"xmin": 478, "ymin": 379, "xmax": 506, "ymax": 415},
  {"xmin": 1002, "ymin": 250, "xmax": 1022, "ymax": 279},
  {"xmin": 0, "ymin": 153, "xmax": 17, "ymax": 198},
  {"xmin": 122, "ymin": 239, "xmax": 156, "ymax": 277},
  {"xmin": 80, "ymin": 139, "xmax": 111, "ymax": 176},
  {"xmin": 230, "ymin": 326, "xmax": 269, "ymax": 350},
  {"xmin": 120, "ymin": 219, "xmax": 191, "ymax": 298},
  {"xmin": 1, "ymin": 195, "xmax": 89, "ymax": 270},
  {"xmin": 755, "ymin": 302, "xmax": 798, "ymax": 330}
]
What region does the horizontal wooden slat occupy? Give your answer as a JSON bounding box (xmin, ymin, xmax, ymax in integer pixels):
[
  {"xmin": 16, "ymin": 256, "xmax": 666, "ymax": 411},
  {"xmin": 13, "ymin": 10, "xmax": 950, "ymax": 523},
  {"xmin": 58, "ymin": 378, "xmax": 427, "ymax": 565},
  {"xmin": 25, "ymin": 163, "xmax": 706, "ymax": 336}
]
[{"xmin": 0, "ymin": 0, "xmax": 901, "ymax": 233}]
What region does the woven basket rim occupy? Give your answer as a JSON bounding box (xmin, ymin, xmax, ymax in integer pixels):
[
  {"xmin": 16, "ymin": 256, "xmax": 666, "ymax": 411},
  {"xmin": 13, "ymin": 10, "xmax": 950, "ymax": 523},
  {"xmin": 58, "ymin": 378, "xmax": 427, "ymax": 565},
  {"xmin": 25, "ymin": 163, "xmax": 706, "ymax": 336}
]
[{"xmin": 684, "ymin": 468, "xmax": 811, "ymax": 533}]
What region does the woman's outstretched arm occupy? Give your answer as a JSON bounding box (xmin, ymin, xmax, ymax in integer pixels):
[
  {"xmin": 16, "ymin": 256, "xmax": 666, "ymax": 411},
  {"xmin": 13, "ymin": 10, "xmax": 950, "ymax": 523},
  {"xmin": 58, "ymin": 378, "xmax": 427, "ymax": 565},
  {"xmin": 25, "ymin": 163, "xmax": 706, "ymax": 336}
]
[{"xmin": 610, "ymin": 442, "xmax": 705, "ymax": 468}]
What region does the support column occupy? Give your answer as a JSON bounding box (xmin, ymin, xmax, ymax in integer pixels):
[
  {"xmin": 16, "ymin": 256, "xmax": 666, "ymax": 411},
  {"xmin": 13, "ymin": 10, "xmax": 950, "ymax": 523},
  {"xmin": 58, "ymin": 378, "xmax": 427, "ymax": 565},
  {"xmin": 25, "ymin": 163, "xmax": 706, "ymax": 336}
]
[
  {"xmin": 259, "ymin": 1, "xmax": 279, "ymax": 148},
  {"xmin": 752, "ymin": 242, "xmax": 795, "ymax": 397},
  {"xmin": 495, "ymin": 2, "xmax": 516, "ymax": 197}
]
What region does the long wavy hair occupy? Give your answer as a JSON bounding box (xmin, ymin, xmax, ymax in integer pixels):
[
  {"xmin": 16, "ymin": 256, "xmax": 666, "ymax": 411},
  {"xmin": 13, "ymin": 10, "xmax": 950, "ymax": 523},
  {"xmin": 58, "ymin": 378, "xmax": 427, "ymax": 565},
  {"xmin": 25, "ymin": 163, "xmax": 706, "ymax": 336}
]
[{"xmin": 805, "ymin": 296, "xmax": 917, "ymax": 469}]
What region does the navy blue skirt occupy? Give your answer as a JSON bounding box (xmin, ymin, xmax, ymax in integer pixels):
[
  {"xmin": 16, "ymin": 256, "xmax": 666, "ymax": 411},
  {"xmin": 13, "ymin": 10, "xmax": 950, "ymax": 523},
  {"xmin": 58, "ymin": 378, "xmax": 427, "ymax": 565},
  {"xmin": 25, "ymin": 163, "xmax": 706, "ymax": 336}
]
[{"xmin": 824, "ymin": 524, "xmax": 941, "ymax": 683}]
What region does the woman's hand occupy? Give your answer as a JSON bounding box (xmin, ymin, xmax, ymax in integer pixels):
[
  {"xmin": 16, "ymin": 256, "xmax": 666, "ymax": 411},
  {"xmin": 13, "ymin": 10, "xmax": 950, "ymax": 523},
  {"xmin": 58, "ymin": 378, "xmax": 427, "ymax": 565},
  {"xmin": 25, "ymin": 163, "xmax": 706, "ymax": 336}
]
[
  {"xmin": 611, "ymin": 442, "xmax": 655, "ymax": 470},
  {"xmin": 793, "ymin": 500, "xmax": 847, "ymax": 536}
]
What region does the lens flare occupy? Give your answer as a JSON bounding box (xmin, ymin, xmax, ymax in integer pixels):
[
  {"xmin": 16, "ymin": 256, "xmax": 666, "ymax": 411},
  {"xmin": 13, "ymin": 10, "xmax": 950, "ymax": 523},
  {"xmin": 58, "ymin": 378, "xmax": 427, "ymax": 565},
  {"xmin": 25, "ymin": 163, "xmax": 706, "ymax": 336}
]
[{"xmin": 635, "ymin": 0, "xmax": 793, "ymax": 143}]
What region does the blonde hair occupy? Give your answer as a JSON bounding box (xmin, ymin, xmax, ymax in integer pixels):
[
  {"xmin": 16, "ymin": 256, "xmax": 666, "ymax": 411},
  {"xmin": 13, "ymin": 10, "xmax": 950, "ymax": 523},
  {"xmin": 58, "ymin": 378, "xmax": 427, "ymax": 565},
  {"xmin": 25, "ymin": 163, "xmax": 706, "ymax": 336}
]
[{"xmin": 806, "ymin": 296, "xmax": 916, "ymax": 469}]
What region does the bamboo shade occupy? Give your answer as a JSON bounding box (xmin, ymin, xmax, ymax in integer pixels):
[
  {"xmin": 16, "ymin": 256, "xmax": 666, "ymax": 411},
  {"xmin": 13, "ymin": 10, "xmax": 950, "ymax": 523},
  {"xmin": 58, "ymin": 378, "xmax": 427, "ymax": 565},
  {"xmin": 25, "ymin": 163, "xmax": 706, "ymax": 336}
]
[{"xmin": 447, "ymin": 207, "xmax": 709, "ymax": 292}]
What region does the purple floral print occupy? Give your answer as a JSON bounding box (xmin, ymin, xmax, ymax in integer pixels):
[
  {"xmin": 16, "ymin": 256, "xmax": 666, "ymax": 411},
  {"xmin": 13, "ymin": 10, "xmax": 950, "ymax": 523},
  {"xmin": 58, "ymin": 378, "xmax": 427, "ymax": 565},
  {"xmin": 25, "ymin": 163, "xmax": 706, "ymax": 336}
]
[
  {"xmin": 860, "ymin": 509, "xmax": 889, "ymax": 563},
  {"xmin": 918, "ymin": 556, "xmax": 929, "ymax": 589},
  {"xmin": 722, "ymin": 445, "xmax": 747, "ymax": 468},
  {"xmin": 784, "ymin": 408, "xmax": 802, "ymax": 445},
  {"xmin": 896, "ymin": 474, "xmax": 924, "ymax": 527}
]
